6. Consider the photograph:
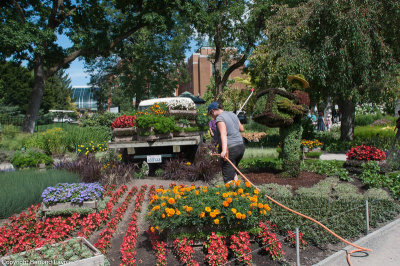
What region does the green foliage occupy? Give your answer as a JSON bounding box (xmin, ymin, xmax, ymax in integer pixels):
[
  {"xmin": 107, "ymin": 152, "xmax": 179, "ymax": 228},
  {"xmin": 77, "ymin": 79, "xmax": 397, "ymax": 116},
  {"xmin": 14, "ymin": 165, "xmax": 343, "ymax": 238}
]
[
  {"xmin": 280, "ymin": 122, "xmax": 303, "ymax": 177},
  {"xmin": 267, "ymin": 195, "xmax": 400, "ymax": 245},
  {"xmin": 11, "ymin": 148, "xmax": 53, "ymax": 169},
  {"xmin": 304, "ymin": 151, "xmax": 322, "ymax": 159},
  {"xmin": 195, "ymin": 105, "xmax": 210, "ymax": 128},
  {"xmin": 355, "ymin": 114, "xmax": 383, "ymax": 126},
  {"xmin": 0, "ymin": 169, "xmax": 80, "ymax": 218},
  {"xmin": 41, "ymin": 70, "xmax": 75, "ymax": 113},
  {"xmin": 300, "ymin": 160, "xmax": 351, "ymax": 181},
  {"xmin": 360, "ymin": 161, "xmax": 386, "ymax": 188},
  {"xmin": 259, "ymin": 183, "xmax": 293, "ymax": 198},
  {"xmin": 0, "ymin": 61, "xmax": 33, "ymax": 113},
  {"xmin": 137, "ymin": 115, "xmax": 176, "ymax": 134},
  {"xmin": 239, "ymin": 158, "xmax": 282, "ymax": 172},
  {"xmin": 80, "ymin": 112, "xmax": 120, "ymax": 128},
  {"xmin": 0, "ymin": 130, "xmax": 31, "ymax": 151},
  {"xmin": 242, "ymin": 148, "xmax": 278, "ymax": 160}
]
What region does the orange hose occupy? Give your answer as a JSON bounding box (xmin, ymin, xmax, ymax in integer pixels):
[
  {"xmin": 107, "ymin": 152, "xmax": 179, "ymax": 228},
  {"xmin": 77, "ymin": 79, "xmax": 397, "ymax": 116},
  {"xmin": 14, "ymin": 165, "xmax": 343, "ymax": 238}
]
[{"xmin": 212, "ymin": 154, "xmax": 371, "ymax": 265}]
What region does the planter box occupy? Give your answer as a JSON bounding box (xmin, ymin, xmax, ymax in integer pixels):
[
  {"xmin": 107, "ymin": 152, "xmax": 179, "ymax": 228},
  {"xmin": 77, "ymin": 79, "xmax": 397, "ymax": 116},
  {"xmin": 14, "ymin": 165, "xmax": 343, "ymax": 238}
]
[
  {"xmin": 113, "ymin": 128, "xmax": 136, "ymax": 142},
  {"xmin": 344, "ymin": 159, "xmax": 387, "ymax": 174},
  {"xmin": 0, "ymin": 237, "xmax": 104, "ymax": 266},
  {"xmin": 42, "ymin": 200, "xmax": 99, "ymax": 213},
  {"xmin": 113, "ymin": 127, "xmax": 136, "ymax": 136},
  {"xmin": 167, "ymin": 109, "xmax": 197, "ymax": 119},
  {"xmin": 137, "ymin": 133, "xmax": 173, "ymax": 141}
]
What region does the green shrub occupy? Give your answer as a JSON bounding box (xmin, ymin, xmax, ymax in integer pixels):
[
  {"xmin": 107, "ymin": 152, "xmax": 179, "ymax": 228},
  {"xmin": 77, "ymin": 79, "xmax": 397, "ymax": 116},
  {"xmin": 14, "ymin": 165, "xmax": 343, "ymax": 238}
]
[
  {"xmin": 300, "ymin": 160, "xmax": 351, "ymax": 181},
  {"xmin": 11, "ymin": 148, "xmax": 53, "ymax": 169},
  {"xmin": 63, "ymin": 126, "xmax": 111, "ymax": 151},
  {"xmin": 80, "ymin": 112, "xmax": 120, "ymax": 128},
  {"xmin": 355, "ymin": 113, "xmax": 382, "ymax": 126},
  {"xmin": 359, "ymin": 161, "xmax": 386, "ymax": 188},
  {"xmin": 239, "ymin": 158, "xmax": 282, "ymax": 172},
  {"xmin": 242, "ymin": 148, "xmax": 278, "ymax": 160},
  {"xmin": 259, "ymin": 183, "xmax": 293, "ymax": 198},
  {"xmin": 0, "ymin": 169, "xmax": 80, "ymax": 218},
  {"xmin": 266, "ymin": 195, "xmax": 400, "ymax": 245},
  {"xmin": 305, "ymin": 151, "xmax": 322, "ymax": 159},
  {"xmin": 364, "ymin": 188, "xmax": 392, "ymax": 201}
]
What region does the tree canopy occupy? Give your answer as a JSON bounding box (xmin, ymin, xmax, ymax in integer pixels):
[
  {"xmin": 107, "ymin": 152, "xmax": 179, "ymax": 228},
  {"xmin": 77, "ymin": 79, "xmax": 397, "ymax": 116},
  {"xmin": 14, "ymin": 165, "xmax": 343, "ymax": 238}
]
[
  {"xmin": 0, "ymin": 0, "xmax": 183, "ymax": 132},
  {"xmin": 249, "ymin": 0, "xmax": 400, "ymax": 140}
]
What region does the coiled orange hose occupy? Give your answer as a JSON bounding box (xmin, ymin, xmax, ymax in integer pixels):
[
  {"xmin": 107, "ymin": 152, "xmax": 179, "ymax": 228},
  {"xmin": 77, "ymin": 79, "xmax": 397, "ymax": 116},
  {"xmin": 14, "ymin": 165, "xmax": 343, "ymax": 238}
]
[{"xmin": 213, "ymin": 154, "xmax": 371, "ymax": 265}]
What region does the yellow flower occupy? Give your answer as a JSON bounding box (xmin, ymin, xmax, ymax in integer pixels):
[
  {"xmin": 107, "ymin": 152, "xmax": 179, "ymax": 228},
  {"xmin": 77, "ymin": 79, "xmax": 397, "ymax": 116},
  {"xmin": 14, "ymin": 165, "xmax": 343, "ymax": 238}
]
[
  {"xmin": 222, "ymin": 193, "xmax": 228, "ymax": 198},
  {"xmin": 186, "ymin": 162, "xmax": 191, "ymax": 165},
  {"xmin": 248, "ymin": 211, "xmax": 252, "ymax": 215},
  {"xmin": 210, "ymin": 212, "xmax": 217, "ymax": 218},
  {"xmin": 161, "ymin": 202, "xmax": 166, "ymax": 207},
  {"xmin": 245, "ymin": 182, "xmax": 251, "ymax": 188},
  {"xmin": 150, "ymin": 227, "xmax": 155, "ymax": 232},
  {"xmin": 195, "ymin": 190, "xmax": 199, "ymax": 195},
  {"xmin": 254, "ymin": 189, "xmax": 259, "ymax": 194},
  {"xmin": 162, "ymin": 214, "xmax": 166, "ymax": 218},
  {"xmin": 205, "ymin": 207, "xmax": 211, "ymax": 212},
  {"xmin": 168, "ymin": 198, "xmax": 175, "ymax": 204},
  {"xmin": 225, "ymin": 183, "xmax": 230, "ymax": 188},
  {"xmin": 236, "ymin": 213, "xmax": 242, "ymax": 219},
  {"xmin": 223, "ymin": 201, "xmax": 229, "ymax": 207},
  {"xmin": 238, "ymin": 188, "xmax": 243, "ymax": 194},
  {"xmin": 231, "ymin": 208, "xmax": 237, "ymax": 214},
  {"xmin": 200, "ymin": 212, "xmax": 205, "ymax": 218},
  {"xmin": 214, "ymin": 219, "xmax": 219, "ymax": 224},
  {"xmin": 226, "ymin": 198, "xmax": 232, "ymax": 203},
  {"xmin": 258, "ymin": 203, "xmax": 264, "ymax": 208}
]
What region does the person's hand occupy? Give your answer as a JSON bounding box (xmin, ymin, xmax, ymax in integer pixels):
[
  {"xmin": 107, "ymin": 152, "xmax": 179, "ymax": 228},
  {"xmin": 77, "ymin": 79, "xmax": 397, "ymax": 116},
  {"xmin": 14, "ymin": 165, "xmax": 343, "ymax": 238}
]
[{"xmin": 220, "ymin": 150, "xmax": 228, "ymax": 160}]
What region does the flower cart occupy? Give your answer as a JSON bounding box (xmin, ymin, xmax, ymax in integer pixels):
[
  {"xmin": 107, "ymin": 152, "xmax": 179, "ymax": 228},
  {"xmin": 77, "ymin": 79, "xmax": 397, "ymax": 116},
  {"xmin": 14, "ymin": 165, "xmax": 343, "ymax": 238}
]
[{"xmin": 108, "ymin": 98, "xmax": 207, "ymax": 174}]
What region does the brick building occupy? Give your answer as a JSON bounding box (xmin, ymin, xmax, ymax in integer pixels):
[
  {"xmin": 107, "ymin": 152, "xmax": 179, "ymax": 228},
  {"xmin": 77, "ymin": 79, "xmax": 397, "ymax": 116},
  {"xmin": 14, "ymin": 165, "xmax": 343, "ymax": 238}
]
[{"xmin": 178, "ymin": 47, "xmax": 246, "ymax": 97}]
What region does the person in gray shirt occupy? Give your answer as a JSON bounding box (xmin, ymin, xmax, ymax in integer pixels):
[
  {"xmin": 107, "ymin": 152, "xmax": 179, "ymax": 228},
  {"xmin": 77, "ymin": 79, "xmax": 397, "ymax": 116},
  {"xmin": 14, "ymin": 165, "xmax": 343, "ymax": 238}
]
[{"xmin": 208, "ymin": 102, "xmax": 245, "ymax": 183}]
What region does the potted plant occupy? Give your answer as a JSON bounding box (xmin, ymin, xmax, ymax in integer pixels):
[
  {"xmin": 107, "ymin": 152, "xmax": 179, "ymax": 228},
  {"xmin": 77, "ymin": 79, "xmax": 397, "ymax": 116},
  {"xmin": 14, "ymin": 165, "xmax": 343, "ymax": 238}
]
[
  {"xmin": 136, "ymin": 115, "xmax": 175, "ymax": 140},
  {"xmin": 344, "ymin": 145, "xmax": 387, "ymax": 174},
  {"xmin": 41, "ymin": 183, "xmax": 104, "ymax": 213},
  {"xmin": 111, "ymin": 115, "xmax": 137, "ymax": 141}
]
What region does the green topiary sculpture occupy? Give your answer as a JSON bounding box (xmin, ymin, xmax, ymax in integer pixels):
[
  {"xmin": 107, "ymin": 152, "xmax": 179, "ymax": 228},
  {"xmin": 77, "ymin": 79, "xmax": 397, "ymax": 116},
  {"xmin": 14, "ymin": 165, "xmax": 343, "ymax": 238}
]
[{"xmin": 253, "ymin": 74, "xmax": 310, "ymax": 177}]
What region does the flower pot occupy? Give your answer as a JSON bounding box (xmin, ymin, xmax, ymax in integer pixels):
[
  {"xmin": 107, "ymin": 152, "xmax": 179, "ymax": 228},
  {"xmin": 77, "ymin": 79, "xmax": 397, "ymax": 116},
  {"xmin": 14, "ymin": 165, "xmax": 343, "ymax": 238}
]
[
  {"xmin": 167, "ymin": 109, "xmax": 197, "ymax": 119},
  {"xmin": 112, "ymin": 127, "xmax": 136, "ymax": 137},
  {"xmin": 42, "ymin": 200, "xmax": 99, "ymax": 213}
]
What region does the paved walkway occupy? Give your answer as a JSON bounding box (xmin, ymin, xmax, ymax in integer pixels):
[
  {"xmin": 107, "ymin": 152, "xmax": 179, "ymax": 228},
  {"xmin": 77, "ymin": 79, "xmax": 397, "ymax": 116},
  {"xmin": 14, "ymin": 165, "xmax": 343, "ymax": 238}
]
[
  {"xmin": 319, "ymin": 153, "xmax": 347, "ymax": 161},
  {"xmin": 314, "ymin": 217, "xmax": 400, "ymax": 265}
]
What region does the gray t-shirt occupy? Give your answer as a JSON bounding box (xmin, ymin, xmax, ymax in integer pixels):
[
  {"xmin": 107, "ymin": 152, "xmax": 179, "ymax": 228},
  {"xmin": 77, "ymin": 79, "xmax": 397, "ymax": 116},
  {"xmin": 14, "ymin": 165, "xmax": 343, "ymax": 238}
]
[{"xmin": 216, "ymin": 111, "xmax": 243, "ymax": 148}]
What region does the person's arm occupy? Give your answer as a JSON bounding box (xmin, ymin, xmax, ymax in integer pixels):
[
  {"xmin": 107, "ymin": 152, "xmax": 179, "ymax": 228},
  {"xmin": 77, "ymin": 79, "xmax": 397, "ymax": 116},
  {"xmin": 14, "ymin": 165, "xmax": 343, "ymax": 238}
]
[
  {"xmin": 238, "ymin": 120, "xmax": 244, "ymax": 132},
  {"xmin": 217, "ymin": 121, "xmax": 228, "ymax": 159}
]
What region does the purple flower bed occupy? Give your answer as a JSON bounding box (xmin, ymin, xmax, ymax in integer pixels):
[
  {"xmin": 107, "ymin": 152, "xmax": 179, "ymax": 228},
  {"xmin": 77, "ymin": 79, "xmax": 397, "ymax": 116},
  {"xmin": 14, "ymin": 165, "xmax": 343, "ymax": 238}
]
[{"xmin": 41, "ymin": 183, "xmax": 104, "ymax": 206}]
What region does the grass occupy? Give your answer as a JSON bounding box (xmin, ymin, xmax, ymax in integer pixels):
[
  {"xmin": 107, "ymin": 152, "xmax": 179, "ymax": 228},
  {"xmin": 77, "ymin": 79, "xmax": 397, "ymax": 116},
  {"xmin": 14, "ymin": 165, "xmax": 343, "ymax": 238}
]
[
  {"xmin": 0, "ymin": 169, "xmax": 80, "ymax": 218},
  {"xmin": 242, "ymin": 147, "xmax": 278, "ymax": 160}
]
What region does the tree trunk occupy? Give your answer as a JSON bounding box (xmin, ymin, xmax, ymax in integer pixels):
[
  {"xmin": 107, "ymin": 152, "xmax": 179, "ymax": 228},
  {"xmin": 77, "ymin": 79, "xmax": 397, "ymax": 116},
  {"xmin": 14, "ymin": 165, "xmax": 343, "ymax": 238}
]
[
  {"xmin": 22, "ymin": 56, "xmax": 46, "ymax": 133},
  {"xmin": 338, "ymin": 98, "xmax": 355, "ymax": 141}
]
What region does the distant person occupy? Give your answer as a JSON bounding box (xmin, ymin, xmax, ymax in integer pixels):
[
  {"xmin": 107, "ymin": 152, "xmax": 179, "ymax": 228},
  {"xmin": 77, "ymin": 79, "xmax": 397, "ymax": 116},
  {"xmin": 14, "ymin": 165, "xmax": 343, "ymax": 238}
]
[
  {"xmin": 317, "ymin": 112, "xmax": 326, "ymax": 131},
  {"xmin": 208, "ymin": 101, "xmax": 245, "ymax": 184},
  {"xmin": 311, "ymin": 113, "xmax": 317, "ymax": 125},
  {"xmin": 208, "ymin": 118, "xmax": 219, "ymax": 144},
  {"xmin": 325, "ymin": 114, "xmax": 332, "ymax": 131},
  {"xmin": 393, "ymin": 110, "xmax": 400, "ymax": 147}
]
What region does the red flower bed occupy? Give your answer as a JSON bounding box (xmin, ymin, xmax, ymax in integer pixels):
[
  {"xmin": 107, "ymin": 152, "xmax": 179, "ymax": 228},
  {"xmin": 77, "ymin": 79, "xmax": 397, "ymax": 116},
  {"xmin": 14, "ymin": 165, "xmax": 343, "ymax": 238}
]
[
  {"xmin": 346, "ymin": 145, "xmax": 386, "ymax": 161},
  {"xmin": 111, "ymin": 115, "xmax": 136, "ymax": 129},
  {"xmin": 120, "ymin": 185, "xmax": 147, "ymax": 266}
]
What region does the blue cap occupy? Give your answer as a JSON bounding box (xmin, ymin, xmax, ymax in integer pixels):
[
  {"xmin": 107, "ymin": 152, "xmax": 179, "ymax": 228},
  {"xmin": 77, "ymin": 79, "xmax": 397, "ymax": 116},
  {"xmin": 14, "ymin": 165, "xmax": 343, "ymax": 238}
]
[{"xmin": 208, "ymin": 102, "xmax": 219, "ymax": 113}]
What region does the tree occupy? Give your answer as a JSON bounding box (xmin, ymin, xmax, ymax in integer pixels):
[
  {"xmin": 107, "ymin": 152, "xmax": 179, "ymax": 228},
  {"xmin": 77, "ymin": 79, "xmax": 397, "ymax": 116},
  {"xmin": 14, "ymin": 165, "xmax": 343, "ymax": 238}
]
[
  {"xmin": 0, "ymin": 61, "xmax": 33, "ymax": 112},
  {"xmin": 307, "ymin": 0, "xmax": 399, "ymax": 140},
  {"xmin": 184, "ymin": 0, "xmax": 272, "ymax": 101},
  {"xmin": 87, "ymin": 25, "xmax": 190, "ymax": 111},
  {"xmin": 0, "ymin": 0, "xmax": 181, "ymax": 133},
  {"xmin": 249, "ymin": 0, "xmax": 399, "ymax": 140},
  {"xmin": 42, "ymin": 70, "xmax": 74, "ymax": 112}
]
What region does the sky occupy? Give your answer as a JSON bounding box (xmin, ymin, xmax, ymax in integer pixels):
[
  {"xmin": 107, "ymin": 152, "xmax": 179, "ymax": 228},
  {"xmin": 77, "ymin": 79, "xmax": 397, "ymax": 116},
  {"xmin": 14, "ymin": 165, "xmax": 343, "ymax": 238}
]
[{"xmin": 59, "ymin": 35, "xmax": 200, "ymax": 87}]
